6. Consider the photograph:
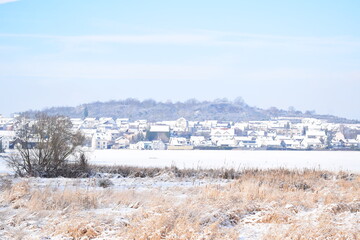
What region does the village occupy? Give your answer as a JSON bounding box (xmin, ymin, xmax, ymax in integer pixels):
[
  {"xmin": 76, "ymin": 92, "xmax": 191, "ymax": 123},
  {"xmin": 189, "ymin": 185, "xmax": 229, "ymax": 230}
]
[{"xmin": 1, "ymin": 114, "xmax": 360, "ymax": 151}]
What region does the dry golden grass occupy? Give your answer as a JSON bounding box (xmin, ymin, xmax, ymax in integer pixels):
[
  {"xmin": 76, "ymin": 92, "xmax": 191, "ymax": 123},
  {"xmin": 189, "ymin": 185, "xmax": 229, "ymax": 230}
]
[
  {"xmin": 59, "ymin": 219, "xmax": 102, "ymax": 239},
  {"xmin": 1, "ymin": 168, "xmax": 359, "ymax": 239}
]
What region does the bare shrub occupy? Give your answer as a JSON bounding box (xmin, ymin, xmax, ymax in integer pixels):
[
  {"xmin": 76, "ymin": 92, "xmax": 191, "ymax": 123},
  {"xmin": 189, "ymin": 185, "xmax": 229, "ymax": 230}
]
[
  {"xmin": 7, "ymin": 114, "xmax": 85, "ymax": 177},
  {"xmin": 89, "ymin": 165, "xmax": 241, "ymax": 179},
  {"xmin": 97, "ymin": 178, "xmax": 113, "ymax": 188},
  {"xmin": 0, "ymin": 177, "xmax": 12, "ymax": 191},
  {"xmin": 65, "ymin": 221, "xmax": 101, "ymax": 239}
]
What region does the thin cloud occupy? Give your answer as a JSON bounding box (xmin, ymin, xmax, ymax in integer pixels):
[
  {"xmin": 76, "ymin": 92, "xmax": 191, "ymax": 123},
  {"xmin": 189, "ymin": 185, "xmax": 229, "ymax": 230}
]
[
  {"xmin": 0, "ymin": 61, "xmax": 225, "ymax": 81},
  {"xmin": 1, "ymin": 32, "xmax": 359, "ymax": 48},
  {"xmin": 0, "ymin": 33, "xmax": 213, "ymax": 45},
  {"xmin": 0, "ymin": 0, "xmax": 18, "ymax": 4}
]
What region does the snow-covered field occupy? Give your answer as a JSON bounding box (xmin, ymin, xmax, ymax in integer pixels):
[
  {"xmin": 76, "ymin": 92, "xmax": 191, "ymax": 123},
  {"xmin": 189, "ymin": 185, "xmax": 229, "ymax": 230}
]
[
  {"xmin": 1, "ymin": 151, "xmax": 360, "ymax": 239},
  {"xmin": 89, "ymin": 150, "xmax": 360, "ymax": 172},
  {"xmin": 1, "ymin": 169, "xmax": 359, "ymax": 239},
  {"xmin": 2, "ymin": 150, "xmax": 360, "ymax": 174}
]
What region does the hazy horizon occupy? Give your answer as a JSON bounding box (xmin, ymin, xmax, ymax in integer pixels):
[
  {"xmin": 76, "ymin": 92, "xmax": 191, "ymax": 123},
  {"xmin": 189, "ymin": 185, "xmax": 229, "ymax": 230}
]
[{"xmin": 1, "ymin": 1, "xmax": 360, "ymax": 120}]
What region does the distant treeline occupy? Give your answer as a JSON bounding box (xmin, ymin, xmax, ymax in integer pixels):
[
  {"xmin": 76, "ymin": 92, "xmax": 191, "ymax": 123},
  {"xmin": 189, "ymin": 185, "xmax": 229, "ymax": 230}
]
[{"xmin": 21, "ymin": 97, "xmax": 359, "ymax": 123}]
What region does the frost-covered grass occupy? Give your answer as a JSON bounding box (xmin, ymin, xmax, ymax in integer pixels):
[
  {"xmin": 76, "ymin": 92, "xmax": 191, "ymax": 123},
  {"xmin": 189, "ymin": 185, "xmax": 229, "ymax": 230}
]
[{"xmin": 1, "ymin": 168, "xmax": 360, "ymax": 239}]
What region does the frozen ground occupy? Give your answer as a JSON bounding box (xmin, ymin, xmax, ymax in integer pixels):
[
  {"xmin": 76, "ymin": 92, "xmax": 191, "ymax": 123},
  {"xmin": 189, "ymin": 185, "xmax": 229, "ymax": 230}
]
[
  {"xmin": 88, "ymin": 150, "xmax": 360, "ymax": 172},
  {"xmin": 1, "ymin": 169, "xmax": 359, "ymax": 240},
  {"xmin": 1, "ymin": 150, "xmax": 359, "ymax": 239},
  {"xmin": 1, "ymin": 150, "xmax": 360, "ymax": 174}
]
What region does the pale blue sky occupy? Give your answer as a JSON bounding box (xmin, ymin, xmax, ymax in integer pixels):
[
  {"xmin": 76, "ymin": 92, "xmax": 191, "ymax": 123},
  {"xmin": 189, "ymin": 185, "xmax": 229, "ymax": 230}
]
[{"xmin": 1, "ymin": 0, "xmax": 360, "ymax": 119}]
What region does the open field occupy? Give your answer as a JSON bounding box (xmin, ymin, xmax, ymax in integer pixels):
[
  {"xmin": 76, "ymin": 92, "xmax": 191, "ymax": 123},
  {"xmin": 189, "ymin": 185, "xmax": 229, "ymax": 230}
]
[
  {"xmin": 1, "ymin": 168, "xmax": 360, "ymax": 240},
  {"xmin": 2, "ymin": 150, "xmax": 360, "ymax": 175},
  {"xmin": 89, "ymin": 150, "xmax": 360, "ymax": 172}
]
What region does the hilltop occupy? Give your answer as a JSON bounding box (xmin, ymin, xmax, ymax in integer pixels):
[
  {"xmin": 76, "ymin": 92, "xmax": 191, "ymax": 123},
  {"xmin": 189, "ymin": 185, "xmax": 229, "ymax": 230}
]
[{"xmin": 22, "ymin": 98, "xmax": 358, "ymax": 123}]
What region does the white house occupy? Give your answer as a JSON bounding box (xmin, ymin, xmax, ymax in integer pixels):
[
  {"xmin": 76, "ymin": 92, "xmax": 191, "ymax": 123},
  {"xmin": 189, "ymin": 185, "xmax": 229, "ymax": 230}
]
[
  {"xmin": 235, "ymin": 136, "xmax": 258, "ymax": 148},
  {"xmin": 210, "ymin": 128, "xmax": 235, "ymax": 144},
  {"xmin": 175, "ymin": 117, "xmax": 188, "ymax": 131},
  {"xmin": 0, "ymin": 131, "xmax": 15, "ymax": 150},
  {"xmin": 282, "ymin": 139, "xmax": 302, "ymax": 149},
  {"xmin": 234, "ymin": 122, "xmax": 248, "ymax": 131},
  {"xmin": 190, "ymin": 136, "xmax": 206, "ymax": 146},
  {"xmin": 306, "ymin": 130, "xmax": 326, "ymax": 139},
  {"xmin": 82, "ymin": 118, "xmax": 98, "ymax": 129},
  {"xmin": 169, "ymin": 137, "xmax": 188, "ymax": 146},
  {"xmin": 136, "ymin": 120, "xmax": 148, "ymax": 131},
  {"xmin": 238, "ymin": 139, "xmax": 259, "ymax": 148},
  {"xmin": 257, "ymin": 139, "xmax": 282, "ymax": 149},
  {"xmin": 116, "ymin": 118, "xmax": 129, "ymax": 126},
  {"xmin": 127, "ymin": 122, "xmax": 140, "ymax": 134},
  {"xmin": 0, "ymin": 116, "xmax": 14, "ymax": 127},
  {"xmin": 130, "ymin": 141, "xmax": 153, "ymax": 150},
  {"xmin": 333, "ymin": 132, "xmax": 346, "ymax": 142},
  {"xmin": 201, "ymin": 120, "xmax": 218, "ymax": 129},
  {"xmin": 97, "ymin": 118, "xmax": 117, "ymax": 131},
  {"xmin": 275, "ymin": 135, "xmax": 292, "ymax": 141},
  {"xmin": 152, "ymin": 140, "xmax": 166, "ymax": 150},
  {"xmin": 149, "ymin": 125, "xmax": 170, "ymax": 143},
  {"xmin": 216, "ymin": 139, "xmax": 237, "ymax": 147},
  {"xmin": 150, "ymin": 125, "xmax": 170, "ymax": 133},
  {"xmin": 216, "ymin": 122, "xmax": 232, "ymax": 128},
  {"xmin": 0, "ymin": 136, "xmax": 10, "ymax": 150},
  {"xmin": 92, "ymin": 132, "xmax": 112, "ymax": 150},
  {"xmin": 70, "ymin": 118, "xmax": 84, "ymax": 130},
  {"xmin": 99, "ymin": 117, "xmax": 115, "ymax": 124},
  {"xmin": 107, "ymin": 129, "xmax": 121, "ymax": 140},
  {"xmin": 114, "ymin": 137, "xmax": 130, "ymax": 149},
  {"xmin": 301, "ymin": 138, "xmax": 324, "ymax": 149},
  {"xmin": 116, "ymin": 118, "xmax": 130, "ymax": 132},
  {"xmin": 247, "ymin": 130, "xmax": 266, "ymax": 137}
]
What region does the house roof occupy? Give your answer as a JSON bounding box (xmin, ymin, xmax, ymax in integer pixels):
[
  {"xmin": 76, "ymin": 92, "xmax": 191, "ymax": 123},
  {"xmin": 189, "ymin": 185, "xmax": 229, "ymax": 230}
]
[
  {"xmin": 306, "ymin": 130, "xmax": 326, "ymax": 137},
  {"xmin": 150, "ymin": 125, "xmax": 170, "ymax": 132}
]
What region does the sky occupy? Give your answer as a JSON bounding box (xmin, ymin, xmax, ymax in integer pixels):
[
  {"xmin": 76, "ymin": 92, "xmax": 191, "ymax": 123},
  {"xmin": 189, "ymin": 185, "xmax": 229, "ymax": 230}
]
[{"xmin": 0, "ymin": 0, "xmax": 360, "ymax": 120}]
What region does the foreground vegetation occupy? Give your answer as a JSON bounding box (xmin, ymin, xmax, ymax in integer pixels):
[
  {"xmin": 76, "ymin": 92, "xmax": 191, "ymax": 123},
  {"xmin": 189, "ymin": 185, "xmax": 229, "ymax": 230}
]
[{"xmin": 0, "ymin": 168, "xmax": 359, "ymax": 239}]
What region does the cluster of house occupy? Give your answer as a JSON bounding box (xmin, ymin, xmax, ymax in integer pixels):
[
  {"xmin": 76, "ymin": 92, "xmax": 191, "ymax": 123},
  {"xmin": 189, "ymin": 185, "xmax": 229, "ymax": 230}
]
[{"xmin": 1, "ymin": 114, "xmax": 360, "ymax": 151}]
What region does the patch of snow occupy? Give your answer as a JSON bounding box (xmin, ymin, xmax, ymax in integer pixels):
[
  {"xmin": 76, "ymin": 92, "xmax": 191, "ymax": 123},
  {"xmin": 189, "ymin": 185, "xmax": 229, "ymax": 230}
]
[{"xmin": 238, "ymin": 223, "xmax": 273, "ymax": 240}]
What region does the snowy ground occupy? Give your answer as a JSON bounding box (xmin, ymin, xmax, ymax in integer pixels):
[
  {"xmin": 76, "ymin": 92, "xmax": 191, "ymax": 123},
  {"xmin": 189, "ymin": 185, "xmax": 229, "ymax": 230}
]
[
  {"xmin": 0, "ymin": 175, "xmax": 235, "ymax": 240},
  {"xmin": 2, "ymin": 150, "xmax": 360, "ymax": 174},
  {"xmin": 1, "ymin": 150, "xmax": 360, "ymax": 239},
  {"xmin": 89, "ymin": 150, "xmax": 360, "ymax": 172},
  {"xmin": 1, "ymin": 169, "xmax": 359, "ymax": 240}
]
